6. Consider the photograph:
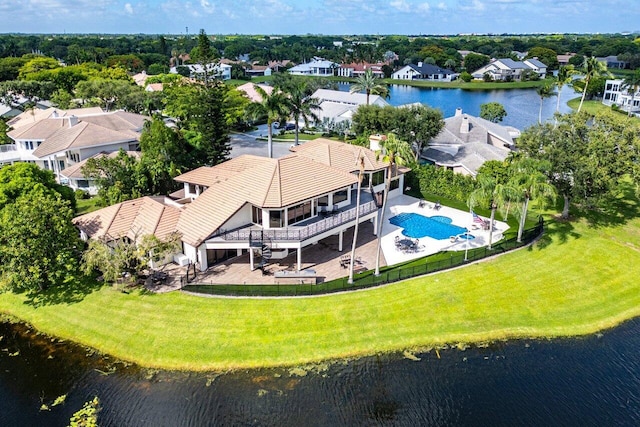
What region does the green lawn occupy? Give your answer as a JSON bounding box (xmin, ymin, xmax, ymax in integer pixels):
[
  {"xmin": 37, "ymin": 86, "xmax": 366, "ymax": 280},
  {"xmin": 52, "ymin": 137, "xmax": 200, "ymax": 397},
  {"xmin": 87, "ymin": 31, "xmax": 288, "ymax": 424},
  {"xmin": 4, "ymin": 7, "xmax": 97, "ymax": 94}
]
[
  {"xmin": 75, "ymin": 197, "xmax": 102, "ymax": 215},
  {"xmin": 2, "ymin": 187, "xmax": 640, "ymax": 371},
  {"xmin": 567, "ymin": 97, "xmax": 639, "ymax": 121}
]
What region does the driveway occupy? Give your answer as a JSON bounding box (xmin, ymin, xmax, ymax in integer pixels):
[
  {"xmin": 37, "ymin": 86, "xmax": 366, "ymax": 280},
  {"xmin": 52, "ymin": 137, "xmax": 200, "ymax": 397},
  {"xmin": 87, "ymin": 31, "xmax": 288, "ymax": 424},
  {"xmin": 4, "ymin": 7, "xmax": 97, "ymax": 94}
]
[{"xmin": 230, "ymin": 124, "xmax": 293, "ymax": 159}]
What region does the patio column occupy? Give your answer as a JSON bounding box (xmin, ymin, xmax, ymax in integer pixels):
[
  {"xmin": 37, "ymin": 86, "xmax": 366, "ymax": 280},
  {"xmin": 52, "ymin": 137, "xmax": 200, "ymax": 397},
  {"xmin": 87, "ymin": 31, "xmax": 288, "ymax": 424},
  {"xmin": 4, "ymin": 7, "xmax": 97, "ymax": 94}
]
[
  {"xmin": 372, "ymin": 213, "xmax": 378, "ymax": 235},
  {"xmin": 338, "ymin": 230, "xmax": 344, "ymax": 251},
  {"xmin": 297, "ymin": 246, "xmax": 302, "ymax": 271},
  {"xmin": 249, "ymin": 248, "xmax": 255, "ymax": 271},
  {"xmin": 197, "ymin": 246, "xmax": 207, "ymax": 272}
]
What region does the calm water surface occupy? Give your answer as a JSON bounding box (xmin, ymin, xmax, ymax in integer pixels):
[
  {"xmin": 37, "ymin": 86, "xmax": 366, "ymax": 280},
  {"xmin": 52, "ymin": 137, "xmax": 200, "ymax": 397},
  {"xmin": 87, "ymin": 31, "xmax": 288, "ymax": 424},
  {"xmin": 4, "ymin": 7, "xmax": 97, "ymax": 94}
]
[
  {"xmin": 1, "ymin": 319, "xmax": 639, "ymax": 426},
  {"xmin": 337, "ymin": 83, "xmax": 576, "ymax": 130}
]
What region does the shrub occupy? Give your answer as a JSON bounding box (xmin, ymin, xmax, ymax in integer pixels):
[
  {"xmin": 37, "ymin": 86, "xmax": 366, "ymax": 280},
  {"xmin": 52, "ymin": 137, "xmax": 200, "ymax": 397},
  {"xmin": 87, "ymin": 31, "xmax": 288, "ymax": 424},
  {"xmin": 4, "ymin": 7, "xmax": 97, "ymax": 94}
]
[
  {"xmin": 409, "ymin": 164, "xmax": 476, "ymax": 203},
  {"xmin": 483, "ymin": 72, "xmax": 493, "ymax": 82},
  {"xmin": 75, "ymin": 189, "xmax": 89, "ymax": 200},
  {"xmin": 460, "ymin": 71, "xmax": 472, "ymax": 82}
]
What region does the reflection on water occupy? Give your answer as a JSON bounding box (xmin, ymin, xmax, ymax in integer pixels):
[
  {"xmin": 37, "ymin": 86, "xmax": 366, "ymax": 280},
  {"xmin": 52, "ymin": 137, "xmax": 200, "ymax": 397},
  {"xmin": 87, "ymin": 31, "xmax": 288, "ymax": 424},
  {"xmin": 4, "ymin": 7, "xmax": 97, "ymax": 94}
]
[
  {"xmin": 1, "ymin": 319, "xmax": 640, "ymax": 426},
  {"xmin": 337, "ymin": 83, "xmax": 576, "ymax": 130}
]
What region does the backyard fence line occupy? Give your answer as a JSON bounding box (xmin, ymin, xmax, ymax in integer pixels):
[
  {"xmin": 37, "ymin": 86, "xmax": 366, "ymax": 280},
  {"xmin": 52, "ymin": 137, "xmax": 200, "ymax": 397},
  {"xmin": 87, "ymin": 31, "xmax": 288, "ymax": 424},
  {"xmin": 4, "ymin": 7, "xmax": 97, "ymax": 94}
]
[{"xmin": 182, "ymin": 218, "xmax": 544, "ymax": 298}]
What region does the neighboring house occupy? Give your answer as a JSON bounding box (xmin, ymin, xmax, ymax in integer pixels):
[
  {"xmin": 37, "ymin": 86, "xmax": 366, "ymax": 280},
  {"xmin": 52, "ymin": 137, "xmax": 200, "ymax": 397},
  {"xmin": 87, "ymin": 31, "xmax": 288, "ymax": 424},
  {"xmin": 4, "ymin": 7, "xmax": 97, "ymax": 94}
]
[
  {"xmin": 133, "ymin": 71, "xmax": 149, "ymax": 86},
  {"xmin": 471, "ymin": 58, "xmax": 547, "ymax": 81},
  {"xmin": 5, "ymin": 110, "xmax": 147, "ymax": 179},
  {"xmin": 0, "ymin": 103, "xmax": 21, "ymax": 119},
  {"xmin": 557, "ymin": 53, "xmax": 577, "ymax": 66},
  {"xmin": 512, "ymin": 51, "xmax": 528, "ymax": 60},
  {"xmin": 145, "ymin": 83, "xmax": 163, "ymax": 92},
  {"xmin": 288, "ymin": 58, "xmax": 338, "ymax": 76},
  {"xmin": 169, "ymin": 62, "xmax": 232, "ymax": 80},
  {"xmin": 337, "ymin": 62, "xmax": 385, "ymax": 78},
  {"xmin": 75, "ymin": 139, "xmax": 408, "ymax": 272},
  {"xmin": 602, "ymin": 79, "xmax": 640, "ymax": 114},
  {"xmin": 596, "ymin": 55, "xmax": 629, "ymax": 69},
  {"xmin": 267, "ymin": 60, "xmax": 292, "ymax": 72},
  {"xmin": 236, "ymin": 82, "xmax": 274, "ymax": 103},
  {"xmin": 311, "ymin": 88, "xmax": 390, "ymax": 124},
  {"xmin": 245, "ymin": 65, "xmax": 272, "ymax": 78},
  {"xmin": 422, "ymin": 108, "xmax": 518, "ymax": 176},
  {"xmin": 59, "ymin": 150, "xmax": 142, "ymax": 194},
  {"xmin": 391, "ymin": 62, "xmax": 458, "ymax": 82}
]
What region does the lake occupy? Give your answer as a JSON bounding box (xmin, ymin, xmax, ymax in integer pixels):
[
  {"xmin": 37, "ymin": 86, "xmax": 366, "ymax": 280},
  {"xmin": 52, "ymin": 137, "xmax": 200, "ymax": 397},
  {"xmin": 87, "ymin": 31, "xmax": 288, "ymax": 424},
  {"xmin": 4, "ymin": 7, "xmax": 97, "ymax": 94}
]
[
  {"xmin": 336, "ymin": 83, "xmax": 577, "ymax": 130},
  {"xmin": 1, "ymin": 318, "xmax": 639, "ymax": 426}
]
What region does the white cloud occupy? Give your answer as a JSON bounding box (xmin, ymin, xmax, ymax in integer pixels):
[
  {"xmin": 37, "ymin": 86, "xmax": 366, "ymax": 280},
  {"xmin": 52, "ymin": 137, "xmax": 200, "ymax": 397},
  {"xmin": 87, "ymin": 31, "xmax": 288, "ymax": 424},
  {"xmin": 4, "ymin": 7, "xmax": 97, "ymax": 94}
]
[
  {"xmin": 124, "ymin": 2, "xmax": 134, "ymax": 14},
  {"xmin": 200, "ymin": 0, "xmax": 215, "ymax": 13},
  {"xmin": 459, "ymin": 0, "xmax": 485, "ymax": 12},
  {"xmin": 390, "ymin": 0, "xmax": 410, "ymax": 12},
  {"xmin": 417, "ymin": 2, "xmax": 431, "ymax": 13},
  {"xmin": 437, "ymin": 2, "xmax": 447, "ymax": 9}
]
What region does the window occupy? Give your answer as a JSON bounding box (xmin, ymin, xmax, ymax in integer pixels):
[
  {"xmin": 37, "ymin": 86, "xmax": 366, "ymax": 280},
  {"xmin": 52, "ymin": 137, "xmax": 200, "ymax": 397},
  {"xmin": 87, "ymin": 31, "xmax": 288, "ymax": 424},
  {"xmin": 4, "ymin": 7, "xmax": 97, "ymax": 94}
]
[
  {"xmin": 77, "ymin": 179, "xmax": 89, "ymax": 189},
  {"xmin": 371, "ymin": 170, "xmax": 385, "ymax": 186},
  {"xmin": 58, "ymin": 160, "xmax": 65, "ymax": 170},
  {"xmin": 287, "ymin": 201, "xmax": 313, "ymax": 225},
  {"xmin": 269, "ymin": 210, "xmax": 284, "ymax": 228},
  {"xmin": 252, "ymin": 206, "xmax": 263, "ymax": 225},
  {"xmin": 24, "ymin": 141, "xmax": 34, "ymax": 150},
  {"xmin": 390, "ymin": 178, "xmax": 400, "ymax": 191},
  {"xmin": 317, "ymin": 195, "xmax": 328, "ymax": 207},
  {"xmin": 188, "ymin": 183, "xmax": 196, "ymax": 195},
  {"xmin": 333, "ymin": 189, "xmax": 348, "ymax": 204},
  {"xmin": 43, "ymin": 160, "xmax": 50, "ymax": 170},
  {"xmin": 361, "ymin": 173, "xmax": 370, "ymax": 187}
]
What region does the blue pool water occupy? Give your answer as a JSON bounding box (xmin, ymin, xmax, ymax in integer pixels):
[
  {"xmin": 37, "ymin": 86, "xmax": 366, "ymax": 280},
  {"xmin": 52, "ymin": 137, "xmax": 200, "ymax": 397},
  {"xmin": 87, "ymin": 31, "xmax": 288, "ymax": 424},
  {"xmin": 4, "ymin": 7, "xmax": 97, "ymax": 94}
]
[{"xmin": 390, "ymin": 212, "xmax": 468, "ymax": 239}]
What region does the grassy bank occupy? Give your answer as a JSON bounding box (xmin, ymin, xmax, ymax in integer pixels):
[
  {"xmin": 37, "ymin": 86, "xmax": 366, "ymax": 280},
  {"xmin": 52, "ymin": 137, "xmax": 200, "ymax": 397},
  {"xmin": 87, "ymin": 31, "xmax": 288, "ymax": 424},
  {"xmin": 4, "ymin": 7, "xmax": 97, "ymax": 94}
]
[
  {"xmin": 567, "ymin": 97, "xmax": 639, "ymax": 121},
  {"xmin": 3, "ymin": 186, "xmax": 640, "ymax": 370}
]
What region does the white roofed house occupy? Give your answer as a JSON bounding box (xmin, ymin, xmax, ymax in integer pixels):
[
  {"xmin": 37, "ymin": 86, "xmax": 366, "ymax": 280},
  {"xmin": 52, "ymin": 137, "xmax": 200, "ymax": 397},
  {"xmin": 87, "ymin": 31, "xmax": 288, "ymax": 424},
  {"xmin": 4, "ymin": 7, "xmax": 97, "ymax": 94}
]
[
  {"xmin": 76, "ymin": 139, "xmax": 409, "ymax": 277},
  {"xmin": 422, "ymin": 109, "xmax": 518, "ymax": 176},
  {"xmin": 311, "ymin": 88, "xmax": 390, "ymax": 126},
  {"xmin": 169, "ymin": 62, "xmax": 232, "ymax": 80},
  {"xmin": 6, "ymin": 110, "xmax": 147, "ymax": 181},
  {"xmin": 288, "ymin": 58, "xmax": 338, "ymax": 76},
  {"xmin": 471, "ymin": 58, "xmax": 547, "ymax": 81},
  {"xmin": 602, "ymin": 79, "xmax": 640, "ymax": 115}
]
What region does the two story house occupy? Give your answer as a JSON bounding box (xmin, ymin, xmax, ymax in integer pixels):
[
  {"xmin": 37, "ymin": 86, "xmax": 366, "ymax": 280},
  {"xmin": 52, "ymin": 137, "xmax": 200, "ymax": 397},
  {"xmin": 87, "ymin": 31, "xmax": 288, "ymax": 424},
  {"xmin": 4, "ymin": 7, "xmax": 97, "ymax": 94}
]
[{"xmin": 74, "ymin": 139, "xmax": 408, "ymax": 273}]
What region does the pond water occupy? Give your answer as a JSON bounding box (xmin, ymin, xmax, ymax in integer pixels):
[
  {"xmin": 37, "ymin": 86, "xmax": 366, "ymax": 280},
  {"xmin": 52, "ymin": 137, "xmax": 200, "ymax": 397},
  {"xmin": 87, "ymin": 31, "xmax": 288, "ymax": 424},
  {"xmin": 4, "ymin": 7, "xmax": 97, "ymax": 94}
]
[
  {"xmin": 336, "ymin": 83, "xmax": 576, "ymax": 130},
  {"xmin": 1, "ymin": 318, "xmax": 639, "ymax": 426}
]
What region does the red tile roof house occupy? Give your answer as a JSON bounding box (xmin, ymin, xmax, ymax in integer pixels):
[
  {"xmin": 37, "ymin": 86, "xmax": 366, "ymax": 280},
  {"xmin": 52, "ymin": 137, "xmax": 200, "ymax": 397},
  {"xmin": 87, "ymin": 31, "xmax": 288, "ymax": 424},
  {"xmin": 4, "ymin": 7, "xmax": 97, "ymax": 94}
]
[{"xmin": 74, "ymin": 139, "xmax": 409, "ymax": 273}]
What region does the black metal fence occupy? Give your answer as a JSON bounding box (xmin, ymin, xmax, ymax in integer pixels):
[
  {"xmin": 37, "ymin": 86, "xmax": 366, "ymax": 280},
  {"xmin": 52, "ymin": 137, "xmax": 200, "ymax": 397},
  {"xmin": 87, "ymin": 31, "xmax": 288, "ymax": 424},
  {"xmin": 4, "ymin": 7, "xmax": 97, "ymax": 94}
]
[{"xmin": 183, "ymin": 218, "xmax": 544, "ymax": 298}]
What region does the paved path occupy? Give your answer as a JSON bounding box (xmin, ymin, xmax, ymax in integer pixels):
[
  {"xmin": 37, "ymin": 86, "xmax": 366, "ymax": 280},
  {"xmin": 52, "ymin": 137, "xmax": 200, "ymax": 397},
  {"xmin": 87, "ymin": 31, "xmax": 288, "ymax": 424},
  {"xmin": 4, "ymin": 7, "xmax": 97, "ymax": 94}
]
[{"xmin": 230, "ymin": 124, "xmax": 293, "ymax": 159}]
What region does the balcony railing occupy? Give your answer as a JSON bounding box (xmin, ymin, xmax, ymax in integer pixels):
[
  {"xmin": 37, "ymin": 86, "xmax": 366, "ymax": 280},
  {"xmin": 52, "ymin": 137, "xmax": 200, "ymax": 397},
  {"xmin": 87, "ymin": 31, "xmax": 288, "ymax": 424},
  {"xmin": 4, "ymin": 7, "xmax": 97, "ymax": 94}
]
[
  {"xmin": 0, "ymin": 144, "xmax": 17, "ymax": 153},
  {"xmin": 214, "ymin": 200, "xmax": 378, "ymax": 243}
]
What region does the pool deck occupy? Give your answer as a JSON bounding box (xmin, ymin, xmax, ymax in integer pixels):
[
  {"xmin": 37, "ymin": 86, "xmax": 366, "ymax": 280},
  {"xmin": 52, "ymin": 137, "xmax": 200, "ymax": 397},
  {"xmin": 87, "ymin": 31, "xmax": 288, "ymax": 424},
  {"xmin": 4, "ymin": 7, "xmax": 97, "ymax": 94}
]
[{"xmin": 382, "ymin": 194, "xmax": 509, "ymax": 266}]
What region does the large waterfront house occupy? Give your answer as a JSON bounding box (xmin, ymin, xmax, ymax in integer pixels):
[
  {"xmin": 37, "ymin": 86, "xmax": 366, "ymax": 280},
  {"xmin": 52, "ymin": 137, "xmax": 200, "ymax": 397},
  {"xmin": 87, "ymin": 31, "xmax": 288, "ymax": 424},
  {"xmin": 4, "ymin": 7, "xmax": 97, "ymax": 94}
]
[
  {"xmin": 471, "ymin": 58, "xmax": 547, "ymax": 81},
  {"xmin": 311, "ymin": 89, "xmax": 390, "ymax": 125},
  {"xmin": 602, "ymin": 79, "xmax": 640, "ymax": 115},
  {"xmin": 391, "ymin": 62, "xmax": 458, "ymax": 82},
  {"xmin": 2, "ymin": 109, "xmax": 147, "ymax": 179},
  {"xmin": 288, "ymin": 58, "xmax": 338, "ymax": 76},
  {"xmin": 421, "ymin": 109, "xmax": 518, "ymax": 176},
  {"xmin": 74, "ymin": 139, "xmax": 408, "ymax": 272},
  {"xmin": 337, "ymin": 62, "xmax": 385, "ymax": 78}
]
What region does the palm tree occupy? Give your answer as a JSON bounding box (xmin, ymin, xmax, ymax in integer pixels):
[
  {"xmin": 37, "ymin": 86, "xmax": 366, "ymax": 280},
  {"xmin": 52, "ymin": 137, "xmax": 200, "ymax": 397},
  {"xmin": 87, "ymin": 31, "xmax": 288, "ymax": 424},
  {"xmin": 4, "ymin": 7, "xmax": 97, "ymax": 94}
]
[
  {"xmin": 509, "ymin": 159, "xmax": 557, "ymax": 242},
  {"xmin": 350, "ymin": 68, "xmax": 389, "ymax": 105},
  {"xmin": 536, "ymin": 84, "xmax": 556, "ymax": 124},
  {"xmin": 577, "ymin": 57, "xmax": 609, "ymax": 113},
  {"xmin": 444, "ymin": 58, "xmax": 457, "ymax": 71},
  {"xmin": 555, "ymin": 65, "xmax": 575, "ymax": 114},
  {"xmin": 348, "ymin": 152, "xmax": 366, "ymax": 284},
  {"xmin": 622, "ymin": 69, "xmax": 640, "ymax": 117},
  {"xmin": 248, "ymin": 85, "xmax": 289, "ymax": 158},
  {"xmin": 468, "ymin": 174, "xmax": 515, "ymax": 250},
  {"xmin": 284, "ymin": 80, "xmax": 321, "ymax": 146},
  {"xmin": 374, "ymin": 133, "xmax": 414, "ymax": 275}
]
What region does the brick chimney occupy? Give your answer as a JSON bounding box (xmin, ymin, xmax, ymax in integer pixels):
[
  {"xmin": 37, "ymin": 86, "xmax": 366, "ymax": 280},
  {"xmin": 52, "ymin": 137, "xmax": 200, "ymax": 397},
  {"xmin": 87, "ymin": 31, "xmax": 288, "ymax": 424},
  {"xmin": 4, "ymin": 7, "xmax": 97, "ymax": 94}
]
[{"xmin": 460, "ymin": 115, "xmax": 470, "ymax": 134}]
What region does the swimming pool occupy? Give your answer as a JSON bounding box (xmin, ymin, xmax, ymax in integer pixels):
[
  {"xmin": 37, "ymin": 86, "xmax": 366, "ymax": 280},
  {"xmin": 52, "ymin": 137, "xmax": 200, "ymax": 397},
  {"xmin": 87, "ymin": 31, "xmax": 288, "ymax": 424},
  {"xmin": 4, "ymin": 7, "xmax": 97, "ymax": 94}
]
[{"xmin": 390, "ymin": 212, "xmax": 469, "ymax": 240}]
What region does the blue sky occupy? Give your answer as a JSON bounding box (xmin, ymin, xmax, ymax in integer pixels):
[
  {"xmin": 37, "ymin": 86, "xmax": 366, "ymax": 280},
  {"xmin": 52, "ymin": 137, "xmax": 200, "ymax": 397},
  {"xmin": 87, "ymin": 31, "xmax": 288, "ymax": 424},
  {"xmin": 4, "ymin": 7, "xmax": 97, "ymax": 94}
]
[{"xmin": 1, "ymin": 0, "xmax": 638, "ymax": 35}]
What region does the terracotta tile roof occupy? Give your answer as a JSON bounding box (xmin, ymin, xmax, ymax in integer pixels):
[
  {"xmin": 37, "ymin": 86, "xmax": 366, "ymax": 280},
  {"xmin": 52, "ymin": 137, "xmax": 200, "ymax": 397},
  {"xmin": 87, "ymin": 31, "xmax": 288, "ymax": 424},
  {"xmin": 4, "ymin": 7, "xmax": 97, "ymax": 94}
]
[
  {"xmin": 60, "ymin": 151, "xmax": 141, "ymax": 179},
  {"xmin": 18, "ymin": 111, "xmax": 148, "ymax": 158},
  {"xmin": 73, "ymin": 196, "xmax": 182, "ymax": 242},
  {"xmin": 7, "ymin": 107, "xmax": 103, "ymax": 129},
  {"xmin": 289, "ymin": 138, "xmax": 389, "ymax": 172},
  {"xmin": 176, "ymin": 153, "xmax": 358, "ymax": 246}
]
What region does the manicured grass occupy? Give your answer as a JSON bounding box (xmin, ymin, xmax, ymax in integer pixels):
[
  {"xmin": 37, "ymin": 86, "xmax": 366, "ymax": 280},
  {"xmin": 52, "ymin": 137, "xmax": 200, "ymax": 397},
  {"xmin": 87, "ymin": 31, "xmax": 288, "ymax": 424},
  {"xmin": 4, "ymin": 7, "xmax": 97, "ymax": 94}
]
[
  {"xmin": 3, "ymin": 185, "xmax": 640, "ymax": 371},
  {"xmin": 567, "ymin": 96, "xmax": 639, "ymax": 121},
  {"xmin": 75, "ymin": 197, "xmax": 102, "ymax": 215}
]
